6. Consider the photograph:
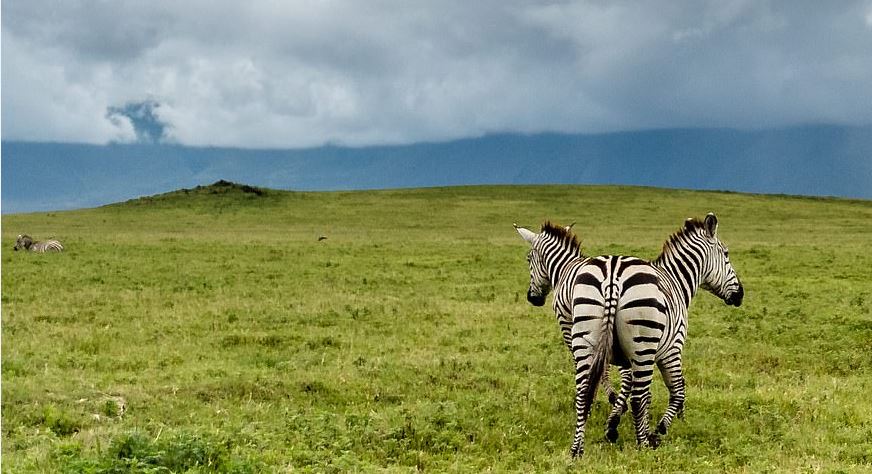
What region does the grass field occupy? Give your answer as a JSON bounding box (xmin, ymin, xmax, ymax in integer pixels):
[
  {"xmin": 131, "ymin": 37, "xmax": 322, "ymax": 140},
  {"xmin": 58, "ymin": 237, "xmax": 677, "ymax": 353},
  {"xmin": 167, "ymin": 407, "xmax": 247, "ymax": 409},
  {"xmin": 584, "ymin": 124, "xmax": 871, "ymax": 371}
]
[{"xmin": 3, "ymin": 182, "xmax": 871, "ymax": 473}]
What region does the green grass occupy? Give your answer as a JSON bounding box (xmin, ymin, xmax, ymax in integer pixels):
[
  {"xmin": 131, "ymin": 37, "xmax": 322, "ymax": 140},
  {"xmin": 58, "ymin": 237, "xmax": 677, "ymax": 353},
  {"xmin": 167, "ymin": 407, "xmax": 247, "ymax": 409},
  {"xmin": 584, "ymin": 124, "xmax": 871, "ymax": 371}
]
[{"xmin": 3, "ymin": 182, "xmax": 872, "ymax": 472}]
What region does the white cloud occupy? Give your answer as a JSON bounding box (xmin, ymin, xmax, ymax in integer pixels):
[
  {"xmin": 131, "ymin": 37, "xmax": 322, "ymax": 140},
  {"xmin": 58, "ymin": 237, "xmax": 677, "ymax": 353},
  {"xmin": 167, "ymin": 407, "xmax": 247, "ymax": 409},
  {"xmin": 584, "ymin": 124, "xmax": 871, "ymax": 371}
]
[
  {"xmin": 2, "ymin": 1, "xmax": 872, "ymax": 148},
  {"xmin": 1, "ymin": 30, "xmax": 138, "ymax": 143}
]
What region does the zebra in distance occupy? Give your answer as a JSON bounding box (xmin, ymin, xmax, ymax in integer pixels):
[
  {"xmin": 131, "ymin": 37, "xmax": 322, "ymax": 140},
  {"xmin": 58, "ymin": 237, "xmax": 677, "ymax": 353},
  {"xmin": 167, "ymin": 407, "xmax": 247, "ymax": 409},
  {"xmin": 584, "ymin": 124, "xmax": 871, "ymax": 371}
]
[
  {"xmin": 13, "ymin": 234, "xmax": 64, "ymax": 253},
  {"xmin": 516, "ymin": 213, "xmax": 743, "ymax": 457}
]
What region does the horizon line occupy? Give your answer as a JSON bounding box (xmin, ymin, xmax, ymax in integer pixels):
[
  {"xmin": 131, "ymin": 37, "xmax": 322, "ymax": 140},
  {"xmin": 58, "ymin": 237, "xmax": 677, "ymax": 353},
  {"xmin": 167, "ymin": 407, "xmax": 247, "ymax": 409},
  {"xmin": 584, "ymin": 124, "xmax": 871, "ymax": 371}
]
[{"xmin": 3, "ymin": 122, "xmax": 870, "ymax": 152}]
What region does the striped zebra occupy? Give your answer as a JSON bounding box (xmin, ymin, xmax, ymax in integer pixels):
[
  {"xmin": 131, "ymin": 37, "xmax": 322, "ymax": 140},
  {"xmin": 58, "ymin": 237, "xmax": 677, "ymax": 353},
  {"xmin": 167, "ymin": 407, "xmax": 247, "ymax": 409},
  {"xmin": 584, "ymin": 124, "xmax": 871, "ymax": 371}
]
[
  {"xmin": 515, "ymin": 213, "xmax": 743, "ymax": 457},
  {"xmin": 512, "ymin": 222, "xmax": 624, "ymax": 406},
  {"xmin": 13, "ymin": 234, "xmax": 64, "ymax": 253}
]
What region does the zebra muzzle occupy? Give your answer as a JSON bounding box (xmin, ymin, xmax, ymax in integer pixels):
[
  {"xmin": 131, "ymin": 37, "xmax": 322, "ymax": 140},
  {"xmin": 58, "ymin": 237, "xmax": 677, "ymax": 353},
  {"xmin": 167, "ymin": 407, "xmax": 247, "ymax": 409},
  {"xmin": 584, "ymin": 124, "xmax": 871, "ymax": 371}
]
[
  {"xmin": 725, "ymin": 285, "xmax": 744, "ymax": 307},
  {"xmin": 527, "ymin": 290, "xmax": 546, "ymax": 307}
]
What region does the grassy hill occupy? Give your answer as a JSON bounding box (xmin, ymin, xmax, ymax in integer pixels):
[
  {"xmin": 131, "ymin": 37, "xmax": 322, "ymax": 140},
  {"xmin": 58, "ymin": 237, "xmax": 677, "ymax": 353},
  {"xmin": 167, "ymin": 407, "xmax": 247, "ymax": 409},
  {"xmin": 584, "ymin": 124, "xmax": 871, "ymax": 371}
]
[{"xmin": 3, "ymin": 183, "xmax": 871, "ymax": 472}]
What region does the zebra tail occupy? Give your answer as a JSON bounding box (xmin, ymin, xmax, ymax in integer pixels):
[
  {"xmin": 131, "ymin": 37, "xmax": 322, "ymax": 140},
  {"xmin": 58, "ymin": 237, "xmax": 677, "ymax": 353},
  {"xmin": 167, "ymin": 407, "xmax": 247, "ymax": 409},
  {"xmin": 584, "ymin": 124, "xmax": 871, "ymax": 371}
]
[{"xmin": 583, "ymin": 288, "xmax": 617, "ymax": 419}]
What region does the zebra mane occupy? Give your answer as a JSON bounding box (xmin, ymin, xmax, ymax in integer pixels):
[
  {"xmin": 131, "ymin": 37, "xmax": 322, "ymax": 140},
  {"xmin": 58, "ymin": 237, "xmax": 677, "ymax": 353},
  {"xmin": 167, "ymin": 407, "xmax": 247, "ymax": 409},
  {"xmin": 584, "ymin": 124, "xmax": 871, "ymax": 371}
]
[
  {"xmin": 540, "ymin": 221, "xmax": 583, "ymax": 255},
  {"xmin": 656, "ymin": 217, "xmax": 707, "ymax": 261}
]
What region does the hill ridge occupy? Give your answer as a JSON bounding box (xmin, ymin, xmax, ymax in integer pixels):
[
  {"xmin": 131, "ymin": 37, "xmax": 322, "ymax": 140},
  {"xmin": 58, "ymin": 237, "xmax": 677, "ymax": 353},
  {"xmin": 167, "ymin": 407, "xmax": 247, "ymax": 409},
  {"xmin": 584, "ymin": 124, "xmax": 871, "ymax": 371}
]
[{"xmin": 3, "ymin": 125, "xmax": 871, "ymax": 213}]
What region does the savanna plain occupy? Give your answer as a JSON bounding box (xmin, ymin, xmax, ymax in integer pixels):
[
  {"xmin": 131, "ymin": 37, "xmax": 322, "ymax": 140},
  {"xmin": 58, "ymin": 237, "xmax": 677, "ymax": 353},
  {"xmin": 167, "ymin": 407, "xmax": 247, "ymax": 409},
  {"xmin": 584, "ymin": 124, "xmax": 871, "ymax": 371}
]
[{"xmin": 2, "ymin": 182, "xmax": 871, "ymax": 473}]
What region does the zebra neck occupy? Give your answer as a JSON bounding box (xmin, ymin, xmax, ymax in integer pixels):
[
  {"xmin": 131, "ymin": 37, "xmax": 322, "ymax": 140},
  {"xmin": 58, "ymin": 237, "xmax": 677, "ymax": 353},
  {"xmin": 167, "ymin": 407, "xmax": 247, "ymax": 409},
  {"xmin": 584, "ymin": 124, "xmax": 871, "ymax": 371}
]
[
  {"xmin": 655, "ymin": 249, "xmax": 702, "ymax": 309},
  {"xmin": 545, "ymin": 248, "xmax": 578, "ymax": 288}
]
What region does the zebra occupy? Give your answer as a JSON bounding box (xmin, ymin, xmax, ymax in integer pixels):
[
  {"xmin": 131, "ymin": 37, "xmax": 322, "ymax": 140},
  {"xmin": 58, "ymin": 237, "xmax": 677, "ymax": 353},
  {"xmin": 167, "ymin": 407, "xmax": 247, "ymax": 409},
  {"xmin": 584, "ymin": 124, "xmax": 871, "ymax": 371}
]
[
  {"xmin": 13, "ymin": 234, "xmax": 64, "ymax": 253},
  {"xmin": 513, "ymin": 222, "xmax": 625, "ymax": 406},
  {"xmin": 515, "ymin": 213, "xmax": 743, "ymax": 457}
]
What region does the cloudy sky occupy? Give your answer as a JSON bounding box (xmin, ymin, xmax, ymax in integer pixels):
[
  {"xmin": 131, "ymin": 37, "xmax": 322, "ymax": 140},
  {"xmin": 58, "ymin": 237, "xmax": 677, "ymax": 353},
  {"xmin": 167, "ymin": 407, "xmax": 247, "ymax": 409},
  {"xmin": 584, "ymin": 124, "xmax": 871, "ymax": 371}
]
[{"xmin": 3, "ymin": 1, "xmax": 872, "ymax": 148}]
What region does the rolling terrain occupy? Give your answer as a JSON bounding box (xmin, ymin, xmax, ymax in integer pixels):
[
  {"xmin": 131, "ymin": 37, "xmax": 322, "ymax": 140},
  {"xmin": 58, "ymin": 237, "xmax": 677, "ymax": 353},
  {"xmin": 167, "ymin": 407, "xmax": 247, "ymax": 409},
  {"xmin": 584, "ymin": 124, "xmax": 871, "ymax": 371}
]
[{"xmin": 3, "ymin": 182, "xmax": 871, "ymax": 472}]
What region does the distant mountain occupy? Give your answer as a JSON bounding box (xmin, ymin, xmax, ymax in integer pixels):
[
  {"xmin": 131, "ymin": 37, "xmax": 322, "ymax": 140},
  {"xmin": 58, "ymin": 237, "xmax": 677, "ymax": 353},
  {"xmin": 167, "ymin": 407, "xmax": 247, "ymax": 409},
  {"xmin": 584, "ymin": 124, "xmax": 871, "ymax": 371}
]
[{"xmin": 3, "ymin": 125, "xmax": 870, "ymax": 213}]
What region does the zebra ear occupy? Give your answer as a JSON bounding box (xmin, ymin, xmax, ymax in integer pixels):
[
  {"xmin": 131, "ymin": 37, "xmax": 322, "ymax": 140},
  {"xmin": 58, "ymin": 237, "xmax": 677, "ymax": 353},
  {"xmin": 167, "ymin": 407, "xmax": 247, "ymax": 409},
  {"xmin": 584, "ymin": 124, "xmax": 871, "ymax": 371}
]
[
  {"xmin": 704, "ymin": 213, "xmax": 718, "ymax": 237},
  {"xmin": 513, "ymin": 223, "xmax": 537, "ymax": 244},
  {"xmin": 564, "ymin": 222, "xmax": 576, "ymax": 232}
]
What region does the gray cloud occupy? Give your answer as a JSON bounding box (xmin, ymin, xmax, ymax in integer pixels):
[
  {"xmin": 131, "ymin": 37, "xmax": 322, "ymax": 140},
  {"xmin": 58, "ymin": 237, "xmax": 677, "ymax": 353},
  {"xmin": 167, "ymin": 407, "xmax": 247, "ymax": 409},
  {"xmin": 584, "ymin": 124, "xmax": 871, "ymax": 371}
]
[
  {"xmin": 106, "ymin": 100, "xmax": 170, "ymax": 144},
  {"xmin": 3, "ymin": 1, "xmax": 872, "ymax": 147}
]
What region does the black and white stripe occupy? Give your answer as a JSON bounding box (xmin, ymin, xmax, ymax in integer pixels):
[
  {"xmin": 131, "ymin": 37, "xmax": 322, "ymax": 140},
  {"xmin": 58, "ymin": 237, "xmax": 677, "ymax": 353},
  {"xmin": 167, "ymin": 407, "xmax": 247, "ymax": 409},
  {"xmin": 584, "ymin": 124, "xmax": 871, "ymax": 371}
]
[
  {"xmin": 516, "ymin": 213, "xmax": 743, "ymax": 457},
  {"xmin": 13, "ymin": 234, "xmax": 64, "ymax": 253},
  {"xmin": 514, "ymin": 222, "xmax": 622, "ymax": 403}
]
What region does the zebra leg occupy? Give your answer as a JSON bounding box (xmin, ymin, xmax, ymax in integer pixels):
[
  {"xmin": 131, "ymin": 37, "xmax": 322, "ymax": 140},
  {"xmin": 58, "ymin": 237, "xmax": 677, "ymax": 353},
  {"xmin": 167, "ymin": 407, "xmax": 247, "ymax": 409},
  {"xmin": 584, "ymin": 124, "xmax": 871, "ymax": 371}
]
[
  {"xmin": 628, "ymin": 371, "xmax": 659, "ymax": 449},
  {"xmin": 656, "ymin": 352, "xmax": 686, "ymax": 435},
  {"xmin": 623, "ymin": 336, "xmax": 660, "ymax": 448},
  {"xmin": 601, "ymin": 368, "xmax": 618, "ymax": 405},
  {"xmin": 605, "ymin": 367, "xmax": 632, "ymax": 443},
  {"xmin": 569, "ymin": 355, "xmax": 596, "ymax": 458},
  {"xmin": 615, "ymin": 367, "xmax": 631, "ymax": 413},
  {"xmin": 602, "ymin": 367, "xmax": 630, "ymax": 408}
]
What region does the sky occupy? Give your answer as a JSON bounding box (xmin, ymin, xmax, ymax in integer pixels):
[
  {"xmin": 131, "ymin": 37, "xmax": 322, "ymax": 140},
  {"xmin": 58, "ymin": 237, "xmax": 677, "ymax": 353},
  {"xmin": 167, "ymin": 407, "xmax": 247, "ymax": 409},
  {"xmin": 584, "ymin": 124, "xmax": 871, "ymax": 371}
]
[{"xmin": 3, "ymin": 1, "xmax": 872, "ymax": 148}]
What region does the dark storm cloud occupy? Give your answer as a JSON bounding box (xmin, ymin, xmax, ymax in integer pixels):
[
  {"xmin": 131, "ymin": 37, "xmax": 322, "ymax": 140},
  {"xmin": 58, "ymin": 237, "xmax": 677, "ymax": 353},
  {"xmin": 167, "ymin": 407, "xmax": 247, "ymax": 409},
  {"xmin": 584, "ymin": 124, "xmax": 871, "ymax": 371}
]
[
  {"xmin": 106, "ymin": 100, "xmax": 170, "ymax": 144},
  {"xmin": 2, "ymin": 1, "xmax": 871, "ymax": 147}
]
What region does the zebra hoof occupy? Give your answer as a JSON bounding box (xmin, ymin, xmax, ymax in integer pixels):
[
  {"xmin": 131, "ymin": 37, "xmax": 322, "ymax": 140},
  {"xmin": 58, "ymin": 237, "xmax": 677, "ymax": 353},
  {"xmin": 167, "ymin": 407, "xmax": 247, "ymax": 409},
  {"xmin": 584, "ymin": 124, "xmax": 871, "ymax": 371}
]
[
  {"xmin": 606, "ymin": 416, "xmax": 620, "ymax": 443},
  {"xmin": 648, "ymin": 433, "xmax": 661, "ymax": 449},
  {"xmin": 570, "ymin": 447, "xmax": 584, "ymax": 459},
  {"xmin": 605, "ymin": 427, "xmax": 619, "ymax": 443},
  {"xmin": 657, "ymin": 420, "xmax": 668, "ymax": 435}
]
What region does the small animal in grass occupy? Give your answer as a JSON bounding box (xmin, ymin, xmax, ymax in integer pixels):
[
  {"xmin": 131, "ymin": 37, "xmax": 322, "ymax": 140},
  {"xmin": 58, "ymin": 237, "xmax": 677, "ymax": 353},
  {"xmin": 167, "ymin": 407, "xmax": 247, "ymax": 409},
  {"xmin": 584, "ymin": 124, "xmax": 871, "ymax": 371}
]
[{"xmin": 13, "ymin": 234, "xmax": 64, "ymax": 253}]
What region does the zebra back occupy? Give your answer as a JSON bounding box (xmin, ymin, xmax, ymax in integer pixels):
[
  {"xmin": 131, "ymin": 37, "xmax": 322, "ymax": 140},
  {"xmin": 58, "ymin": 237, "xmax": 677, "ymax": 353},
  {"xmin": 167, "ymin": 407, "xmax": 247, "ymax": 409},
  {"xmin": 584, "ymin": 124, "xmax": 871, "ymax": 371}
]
[{"xmin": 32, "ymin": 240, "xmax": 65, "ymax": 253}]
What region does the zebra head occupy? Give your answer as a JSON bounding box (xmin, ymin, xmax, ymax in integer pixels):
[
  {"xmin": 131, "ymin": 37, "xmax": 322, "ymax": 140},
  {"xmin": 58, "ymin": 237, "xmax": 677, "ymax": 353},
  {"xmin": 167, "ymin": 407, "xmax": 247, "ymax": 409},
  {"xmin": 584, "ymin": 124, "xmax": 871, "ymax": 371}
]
[
  {"xmin": 514, "ymin": 222, "xmax": 578, "ymax": 307},
  {"xmin": 695, "ymin": 213, "xmax": 744, "ymax": 307},
  {"xmin": 13, "ymin": 234, "xmax": 33, "ymax": 251}
]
